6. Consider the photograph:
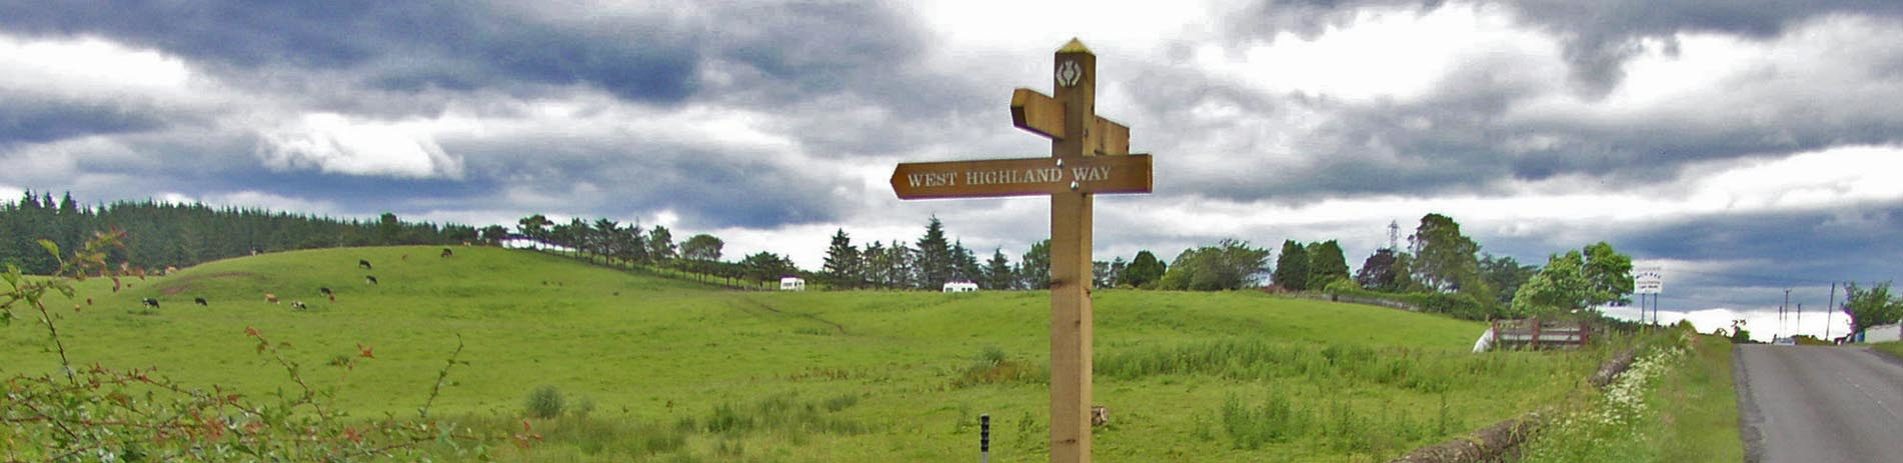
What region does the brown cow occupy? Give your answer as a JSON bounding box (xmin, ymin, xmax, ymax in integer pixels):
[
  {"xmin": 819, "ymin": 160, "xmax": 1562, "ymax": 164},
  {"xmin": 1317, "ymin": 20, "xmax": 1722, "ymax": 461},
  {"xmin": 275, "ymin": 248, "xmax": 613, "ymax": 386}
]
[{"xmin": 265, "ymin": 293, "xmax": 279, "ymax": 304}]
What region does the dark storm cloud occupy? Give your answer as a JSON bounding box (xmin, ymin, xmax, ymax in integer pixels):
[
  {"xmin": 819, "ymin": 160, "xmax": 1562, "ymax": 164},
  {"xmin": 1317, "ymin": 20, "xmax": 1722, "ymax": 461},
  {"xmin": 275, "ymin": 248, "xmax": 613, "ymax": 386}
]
[
  {"xmin": 0, "ymin": 96, "xmax": 168, "ymax": 145},
  {"xmin": 1223, "ymin": 0, "xmax": 1447, "ymax": 41},
  {"xmin": 1469, "ymin": 201, "xmax": 1903, "ymax": 312},
  {"xmin": 1135, "ymin": 35, "xmax": 1903, "ymax": 204},
  {"xmin": 0, "ymin": 1, "xmax": 702, "ymax": 103},
  {"xmin": 1498, "ymin": 0, "xmax": 1903, "ymax": 96},
  {"xmin": 442, "ymin": 135, "xmax": 847, "ymax": 229},
  {"xmin": 1224, "ymin": 0, "xmax": 1903, "ymax": 96},
  {"xmin": 0, "ymin": 0, "xmax": 934, "ymax": 229}
]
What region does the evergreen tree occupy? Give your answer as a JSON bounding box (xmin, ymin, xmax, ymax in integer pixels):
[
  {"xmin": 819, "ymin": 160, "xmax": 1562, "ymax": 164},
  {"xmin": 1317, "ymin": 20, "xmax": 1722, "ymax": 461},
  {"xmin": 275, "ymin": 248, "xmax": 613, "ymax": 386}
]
[
  {"xmin": 982, "ymin": 248, "xmax": 1015, "ymax": 290},
  {"xmin": 914, "ymin": 217, "xmax": 955, "ymax": 289},
  {"xmin": 951, "ymin": 241, "xmax": 982, "ymax": 283},
  {"xmin": 861, "ymin": 241, "xmax": 889, "ymax": 288},
  {"xmin": 1271, "ymin": 240, "xmax": 1309, "ymax": 290},
  {"xmin": 886, "ymin": 241, "xmax": 917, "ymax": 289},
  {"xmin": 478, "ymin": 225, "xmax": 509, "ymax": 244},
  {"xmin": 592, "ymin": 218, "xmax": 621, "ymax": 262},
  {"xmin": 820, "ymin": 229, "xmax": 862, "ymax": 289},
  {"xmin": 647, "ymin": 225, "xmax": 677, "ymax": 262},
  {"xmin": 516, "ymin": 214, "xmax": 552, "ymax": 249}
]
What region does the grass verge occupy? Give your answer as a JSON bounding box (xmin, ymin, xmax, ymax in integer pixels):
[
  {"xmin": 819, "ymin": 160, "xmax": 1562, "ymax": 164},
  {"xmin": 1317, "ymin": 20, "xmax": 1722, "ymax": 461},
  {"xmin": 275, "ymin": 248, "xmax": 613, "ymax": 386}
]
[
  {"xmin": 1870, "ymin": 341, "xmax": 1903, "ymax": 359},
  {"xmin": 1519, "ymin": 330, "xmax": 1743, "ymax": 462}
]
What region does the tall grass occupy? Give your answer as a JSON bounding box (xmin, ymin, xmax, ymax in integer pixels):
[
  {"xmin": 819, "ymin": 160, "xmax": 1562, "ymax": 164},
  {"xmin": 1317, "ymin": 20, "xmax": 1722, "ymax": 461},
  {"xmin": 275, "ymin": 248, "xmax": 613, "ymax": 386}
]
[
  {"xmin": 446, "ymin": 391, "xmax": 869, "ymax": 460},
  {"xmin": 1519, "ymin": 330, "xmax": 1742, "ymax": 462},
  {"xmin": 1094, "ymin": 337, "xmax": 1564, "ymax": 393}
]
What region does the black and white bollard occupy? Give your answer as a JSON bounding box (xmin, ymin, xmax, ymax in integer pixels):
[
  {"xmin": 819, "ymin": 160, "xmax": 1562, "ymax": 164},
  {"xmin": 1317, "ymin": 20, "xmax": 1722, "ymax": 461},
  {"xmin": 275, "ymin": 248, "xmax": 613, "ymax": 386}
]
[{"xmin": 980, "ymin": 414, "xmax": 991, "ymax": 463}]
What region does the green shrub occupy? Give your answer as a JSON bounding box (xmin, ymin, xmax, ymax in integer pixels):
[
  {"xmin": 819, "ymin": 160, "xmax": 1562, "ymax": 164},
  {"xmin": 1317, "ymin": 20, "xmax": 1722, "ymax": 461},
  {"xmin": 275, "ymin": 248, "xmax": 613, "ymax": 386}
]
[{"xmin": 526, "ymin": 384, "xmax": 566, "ymax": 419}]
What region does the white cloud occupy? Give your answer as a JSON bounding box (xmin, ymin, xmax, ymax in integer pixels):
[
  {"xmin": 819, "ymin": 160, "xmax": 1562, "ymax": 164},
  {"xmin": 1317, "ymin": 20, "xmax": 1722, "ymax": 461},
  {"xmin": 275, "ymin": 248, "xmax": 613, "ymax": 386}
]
[
  {"xmin": 1515, "ymin": 15, "xmax": 1903, "ymax": 126},
  {"xmin": 0, "ymin": 34, "xmax": 193, "ymax": 98},
  {"xmin": 258, "ymin": 113, "xmax": 466, "ymax": 179},
  {"xmin": 1194, "ymin": 3, "xmax": 1561, "ymax": 103}
]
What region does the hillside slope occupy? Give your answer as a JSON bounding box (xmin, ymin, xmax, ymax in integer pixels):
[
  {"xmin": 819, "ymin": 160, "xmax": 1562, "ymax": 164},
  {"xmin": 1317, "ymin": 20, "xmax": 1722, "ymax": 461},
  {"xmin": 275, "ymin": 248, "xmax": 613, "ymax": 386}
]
[{"xmin": 0, "ymin": 246, "xmax": 1600, "ymax": 461}]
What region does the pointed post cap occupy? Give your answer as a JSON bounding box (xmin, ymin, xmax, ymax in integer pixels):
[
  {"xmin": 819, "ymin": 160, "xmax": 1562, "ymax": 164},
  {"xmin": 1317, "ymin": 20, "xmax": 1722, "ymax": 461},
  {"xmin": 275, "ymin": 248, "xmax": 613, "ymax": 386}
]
[{"xmin": 1057, "ymin": 38, "xmax": 1092, "ymax": 54}]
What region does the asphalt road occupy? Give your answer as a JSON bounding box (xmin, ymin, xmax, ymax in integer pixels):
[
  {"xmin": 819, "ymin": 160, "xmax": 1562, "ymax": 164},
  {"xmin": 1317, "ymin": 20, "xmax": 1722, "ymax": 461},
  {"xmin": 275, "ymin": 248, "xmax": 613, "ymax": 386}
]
[{"xmin": 1735, "ymin": 344, "xmax": 1903, "ymax": 463}]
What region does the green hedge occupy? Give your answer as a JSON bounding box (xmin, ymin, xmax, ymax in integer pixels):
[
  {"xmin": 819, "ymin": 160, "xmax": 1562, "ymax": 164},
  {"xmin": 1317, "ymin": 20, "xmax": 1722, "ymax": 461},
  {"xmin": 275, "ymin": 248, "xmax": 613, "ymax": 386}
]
[{"xmin": 1322, "ymin": 280, "xmax": 1498, "ymax": 321}]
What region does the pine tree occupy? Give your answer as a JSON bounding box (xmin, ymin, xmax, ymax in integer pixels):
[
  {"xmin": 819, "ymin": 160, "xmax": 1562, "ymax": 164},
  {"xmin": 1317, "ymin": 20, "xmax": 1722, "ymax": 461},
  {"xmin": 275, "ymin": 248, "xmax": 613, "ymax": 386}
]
[
  {"xmin": 887, "ymin": 241, "xmax": 917, "ymax": 289},
  {"xmin": 982, "ymin": 248, "xmax": 1015, "ymax": 290},
  {"xmin": 821, "ymin": 229, "xmax": 862, "ymax": 289},
  {"xmin": 648, "ymin": 226, "xmax": 677, "ymax": 262},
  {"xmin": 914, "ymin": 217, "xmax": 954, "ymax": 289},
  {"xmin": 861, "ymin": 241, "xmax": 888, "ymax": 288}
]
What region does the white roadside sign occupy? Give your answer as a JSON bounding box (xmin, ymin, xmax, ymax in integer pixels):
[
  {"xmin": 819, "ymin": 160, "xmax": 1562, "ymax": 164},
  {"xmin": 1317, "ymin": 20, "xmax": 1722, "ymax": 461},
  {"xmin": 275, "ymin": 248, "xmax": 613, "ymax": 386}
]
[{"xmin": 1633, "ymin": 265, "xmax": 1664, "ymax": 294}]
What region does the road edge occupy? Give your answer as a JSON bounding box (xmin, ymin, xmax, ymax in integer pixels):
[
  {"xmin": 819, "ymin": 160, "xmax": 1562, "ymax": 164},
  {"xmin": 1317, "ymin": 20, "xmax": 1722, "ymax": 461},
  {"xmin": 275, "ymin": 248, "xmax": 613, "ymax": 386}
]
[{"xmin": 1733, "ymin": 345, "xmax": 1764, "ymax": 463}]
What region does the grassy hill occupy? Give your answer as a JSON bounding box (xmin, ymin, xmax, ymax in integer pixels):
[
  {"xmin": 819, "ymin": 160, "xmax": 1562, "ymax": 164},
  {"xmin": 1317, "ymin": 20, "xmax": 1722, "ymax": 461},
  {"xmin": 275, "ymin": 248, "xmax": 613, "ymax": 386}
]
[{"xmin": 1, "ymin": 246, "xmax": 1604, "ymax": 461}]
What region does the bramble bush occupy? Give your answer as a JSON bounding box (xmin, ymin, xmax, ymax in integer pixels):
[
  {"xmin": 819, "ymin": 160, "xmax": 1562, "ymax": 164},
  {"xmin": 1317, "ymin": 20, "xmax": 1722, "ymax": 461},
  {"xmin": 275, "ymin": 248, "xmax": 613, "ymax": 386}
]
[
  {"xmin": 525, "ymin": 385, "xmax": 566, "ymax": 419},
  {"xmin": 1, "ymin": 231, "xmax": 497, "ymax": 461}
]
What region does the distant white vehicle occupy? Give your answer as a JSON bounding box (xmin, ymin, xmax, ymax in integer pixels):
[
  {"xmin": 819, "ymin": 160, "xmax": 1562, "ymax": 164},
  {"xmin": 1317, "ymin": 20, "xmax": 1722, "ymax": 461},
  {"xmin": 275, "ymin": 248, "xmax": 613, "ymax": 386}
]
[
  {"xmin": 942, "ymin": 281, "xmax": 979, "ymax": 293},
  {"xmin": 779, "ymin": 277, "xmax": 806, "ymax": 291},
  {"xmin": 1772, "ymin": 337, "xmax": 1796, "ymax": 346}
]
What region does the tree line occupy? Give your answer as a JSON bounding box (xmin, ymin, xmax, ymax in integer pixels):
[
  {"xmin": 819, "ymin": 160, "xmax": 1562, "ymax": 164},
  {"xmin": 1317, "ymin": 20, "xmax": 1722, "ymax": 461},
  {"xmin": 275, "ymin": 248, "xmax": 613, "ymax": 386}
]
[
  {"xmin": 3, "ymin": 191, "xmax": 1649, "ymax": 321},
  {"xmin": 0, "ymin": 191, "xmax": 481, "ymax": 274}
]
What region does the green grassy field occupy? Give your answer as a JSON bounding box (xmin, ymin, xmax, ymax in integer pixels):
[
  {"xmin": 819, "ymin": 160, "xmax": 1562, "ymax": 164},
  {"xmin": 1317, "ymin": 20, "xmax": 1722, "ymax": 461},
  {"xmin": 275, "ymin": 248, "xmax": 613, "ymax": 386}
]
[{"xmin": 1, "ymin": 245, "xmax": 1604, "ymax": 461}]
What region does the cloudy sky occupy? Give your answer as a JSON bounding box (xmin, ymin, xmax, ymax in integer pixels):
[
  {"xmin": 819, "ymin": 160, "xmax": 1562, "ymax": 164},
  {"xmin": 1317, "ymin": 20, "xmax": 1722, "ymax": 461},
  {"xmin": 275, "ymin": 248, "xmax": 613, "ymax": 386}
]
[{"xmin": 3, "ymin": 1, "xmax": 1899, "ymax": 340}]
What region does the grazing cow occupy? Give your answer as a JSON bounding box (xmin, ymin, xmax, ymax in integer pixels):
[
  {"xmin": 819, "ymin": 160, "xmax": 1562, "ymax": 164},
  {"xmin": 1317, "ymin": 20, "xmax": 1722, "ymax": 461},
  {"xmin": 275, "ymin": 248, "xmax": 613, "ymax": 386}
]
[
  {"xmin": 265, "ymin": 293, "xmax": 279, "ymax": 304},
  {"xmin": 141, "ymin": 298, "xmax": 160, "ymax": 309},
  {"xmin": 327, "ymin": 293, "xmax": 336, "ymax": 302},
  {"xmin": 365, "ymin": 275, "xmax": 379, "ymax": 285},
  {"xmin": 1091, "ymin": 405, "xmax": 1110, "ymax": 427},
  {"xmin": 86, "ymin": 297, "xmax": 93, "ymax": 305},
  {"xmin": 194, "ymin": 297, "xmax": 208, "ymax": 306},
  {"xmin": 359, "ymin": 259, "xmax": 373, "ymax": 270},
  {"xmin": 291, "ymin": 301, "xmax": 307, "ymax": 310},
  {"xmin": 164, "ymin": 266, "xmax": 178, "ymax": 275},
  {"xmin": 441, "ymin": 248, "xmax": 454, "ymax": 258},
  {"xmin": 319, "ymin": 287, "xmax": 333, "ymax": 296}
]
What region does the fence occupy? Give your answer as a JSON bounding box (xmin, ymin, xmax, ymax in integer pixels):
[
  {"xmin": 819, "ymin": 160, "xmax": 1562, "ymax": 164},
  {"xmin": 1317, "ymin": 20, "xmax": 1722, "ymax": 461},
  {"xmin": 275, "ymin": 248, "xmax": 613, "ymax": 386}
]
[{"xmin": 1489, "ymin": 318, "xmax": 1592, "ymax": 350}]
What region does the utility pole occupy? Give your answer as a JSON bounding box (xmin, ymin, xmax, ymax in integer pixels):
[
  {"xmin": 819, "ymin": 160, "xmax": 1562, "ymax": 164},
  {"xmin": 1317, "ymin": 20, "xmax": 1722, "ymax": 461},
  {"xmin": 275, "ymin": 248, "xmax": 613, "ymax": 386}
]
[
  {"xmin": 1782, "ymin": 289, "xmax": 1792, "ymax": 341},
  {"xmin": 1827, "ymin": 282, "xmax": 1838, "ymax": 341}
]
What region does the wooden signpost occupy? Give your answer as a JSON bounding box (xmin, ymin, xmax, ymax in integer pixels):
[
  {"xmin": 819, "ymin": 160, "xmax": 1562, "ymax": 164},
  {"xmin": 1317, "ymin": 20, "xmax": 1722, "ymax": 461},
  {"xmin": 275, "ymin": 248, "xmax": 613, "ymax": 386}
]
[{"xmin": 890, "ymin": 38, "xmax": 1151, "ymax": 463}]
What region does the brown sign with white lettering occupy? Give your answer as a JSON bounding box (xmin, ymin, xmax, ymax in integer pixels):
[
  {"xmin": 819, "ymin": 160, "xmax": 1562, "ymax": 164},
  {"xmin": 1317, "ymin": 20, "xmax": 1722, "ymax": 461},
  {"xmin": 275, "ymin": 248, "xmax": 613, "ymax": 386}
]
[{"xmin": 890, "ymin": 154, "xmax": 1152, "ymax": 200}]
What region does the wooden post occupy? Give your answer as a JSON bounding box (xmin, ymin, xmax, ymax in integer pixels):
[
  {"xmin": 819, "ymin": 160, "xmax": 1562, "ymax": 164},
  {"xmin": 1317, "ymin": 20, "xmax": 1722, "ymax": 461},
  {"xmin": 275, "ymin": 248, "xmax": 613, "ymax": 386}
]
[
  {"xmin": 1048, "ymin": 38, "xmax": 1096, "ymax": 463},
  {"xmin": 888, "ymin": 38, "xmax": 1149, "ymax": 463}
]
